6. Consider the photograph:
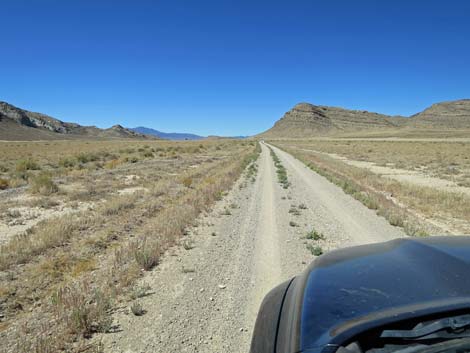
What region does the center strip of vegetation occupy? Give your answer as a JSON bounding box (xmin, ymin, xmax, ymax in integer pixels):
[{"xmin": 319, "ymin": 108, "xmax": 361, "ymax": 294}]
[
  {"xmin": 269, "ymin": 147, "xmax": 290, "ymax": 189},
  {"xmin": 272, "ymin": 143, "xmax": 434, "ymax": 237}
]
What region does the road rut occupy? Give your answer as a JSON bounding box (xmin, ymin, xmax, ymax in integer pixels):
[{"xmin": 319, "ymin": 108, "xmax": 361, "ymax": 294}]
[{"xmin": 97, "ymin": 143, "xmax": 404, "ymax": 352}]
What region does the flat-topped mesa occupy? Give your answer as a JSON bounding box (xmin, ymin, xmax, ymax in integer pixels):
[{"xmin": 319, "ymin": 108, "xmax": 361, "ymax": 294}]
[
  {"xmin": 260, "ymin": 102, "xmax": 404, "ymax": 138},
  {"xmin": 260, "ymin": 98, "xmax": 470, "ymax": 138}
]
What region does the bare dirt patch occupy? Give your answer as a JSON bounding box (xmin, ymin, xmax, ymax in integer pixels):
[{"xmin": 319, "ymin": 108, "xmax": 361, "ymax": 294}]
[
  {"xmin": 311, "ymin": 150, "xmax": 470, "ymax": 196},
  {"xmin": 92, "ymin": 143, "xmax": 404, "ymax": 353},
  {"xmin": 274, "ymin": 140, "xmax": 470, "ymax": 234},
  {"xmin": 0, "ymin": 139, "xmax": 258, "ymax": 353},
  {"xmin": 0, "ymin": 200, "xmax": 92, "ymax": 245}
]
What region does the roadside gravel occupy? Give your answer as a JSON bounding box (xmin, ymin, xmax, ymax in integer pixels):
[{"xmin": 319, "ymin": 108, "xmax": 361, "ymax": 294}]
[{"xmin": 95, "ymin": 143, "xmax": 404, "ymax": 353}]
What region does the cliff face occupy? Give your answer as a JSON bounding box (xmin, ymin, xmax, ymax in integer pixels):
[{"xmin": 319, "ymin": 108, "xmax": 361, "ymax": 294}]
[
  {"xmin": 0, "ymin": 101, "xmax": 153, "ymax": 140},
  {"xmin": 260, "ymin": 99, "xmax": 470, "ymax": 138},
  {"xmin": 0, "ymin": 101, "xmax": 75, "ymax": 133},
  {"xmin": 408, "ymin": 99, "xmax": 470, "ymax": 128},
  {"xmin": 260, "ymin": 102, "xmax": 405, "ymax": 138}
]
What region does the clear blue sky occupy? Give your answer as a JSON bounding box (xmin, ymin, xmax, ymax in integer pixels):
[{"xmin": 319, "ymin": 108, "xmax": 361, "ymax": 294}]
[{"xmin": 2, "ymin": 0, "xmax": 470, "ymax": 136}]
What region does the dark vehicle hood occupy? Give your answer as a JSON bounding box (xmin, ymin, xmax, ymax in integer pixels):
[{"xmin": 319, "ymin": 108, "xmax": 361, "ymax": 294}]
[{"xmin": 299, "ymin": 236, "xmax": 470, "ymax": 352}]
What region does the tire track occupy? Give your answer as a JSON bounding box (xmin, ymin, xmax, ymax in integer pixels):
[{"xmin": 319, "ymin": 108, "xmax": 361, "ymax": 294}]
[
  {"xmin": 268, "ymin": 143, "xmax": 405, "ymax": 246},
  {"xmin": 96, "ymin": 143, "xmax": 404, "ymax": 353}
]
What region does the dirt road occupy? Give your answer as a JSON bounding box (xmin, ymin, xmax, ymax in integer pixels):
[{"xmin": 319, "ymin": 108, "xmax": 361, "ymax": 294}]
[{"xmin": 97, "ymin": 143, "xmax": 404, "ymax": 352}]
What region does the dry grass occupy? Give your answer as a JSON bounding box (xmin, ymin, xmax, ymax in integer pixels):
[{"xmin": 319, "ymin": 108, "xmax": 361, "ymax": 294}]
[
  {"xmin": 181, "ymin": 176, "xmax": 193, "ymax": 188},
  {"xmin": 281, "ymin": 139, "xmax": 470, "ymax": 185},
  {"xmin": 131, "ymin": 237, "xmax": 160, "ymax": 270},
  {"xmin": 16, "ymin": 158, "xmax": 40, "ymax": 172},
  {"xmin": 0, "ymin": 139, "xmax": 245, "ymax": 191},
  {"xmin": 333, "ymin": 128, "xmax": 470, "ymax": 139},
  {"xmin": 29, "ymin": 172, "xmax": 59, "ymax": 195},
  {"xmin": 0, "ymin": 178, "xmax": 9, "ymax": 189},
  {"xmin": 101, "ymin": 195, "xmax": 137, "ymax": 216},
  {"xmin": 273, "ymin": 140, "xmax": 470, "ymax": 235},
  {"xmin": 0, "ymin": 138, "xmax": 259, "ymax": 352},
  {"xmin": 0, "ymin": 215, "xmax": 96, "ymax": 270},
  {"xmin": 52, "ymin": 279, "xmax": 113, "ymax": 337}
]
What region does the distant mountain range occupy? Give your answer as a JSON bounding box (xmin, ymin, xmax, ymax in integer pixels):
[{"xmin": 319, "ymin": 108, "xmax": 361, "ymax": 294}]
[
  {"xmin": 0, "ymin": 101, "xmax": 153, "ymax": 140},
  {"xmin": 260, "ymin": 99, "xmax": 470, "ymax": 138},
  {"xmin": 0, "ymin": 101, "xmax": 238, "ymax": 141},
  {"xmin": 2, "ymin": 98, "xmax": 469, "ymax": 141},
  {"xmin": 131, "ymin": 127, "xmax": 248, "ymax": 140},
  {"xmin": 131, "ymin": 126, "xmax": 204, "ymax": 140}
]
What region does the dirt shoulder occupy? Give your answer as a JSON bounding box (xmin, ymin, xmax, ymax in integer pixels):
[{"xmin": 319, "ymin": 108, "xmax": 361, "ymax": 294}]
[
  {"xmin": 302, "ymin": 149, "xmax": 470, "ymax": 197},
  {"xmin": 94, "ymin": 143, "xmax": 404, "ymax": 353},
  {"xmin": 94, "ymin": 143, "xmax": 309, "ymax": 352},
  {"xmin": 269, "ymin": 144, "xmax": 405, "ymax": 246}
]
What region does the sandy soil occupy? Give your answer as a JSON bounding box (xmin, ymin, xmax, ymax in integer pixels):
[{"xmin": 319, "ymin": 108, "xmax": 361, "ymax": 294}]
[
  {"xmin": 0, "ymin": 193, "xmax": 93, "ymax": 245},
  {"xmin": 327, "ymin": 137, "xmax": 470, "ymax": 142},
  {"xmin": 94, "ymin": 143, "xmax": 404, "ymax": 353},
  {"xmin": 304, "ymin": 149, "xmax": 470, "ymax": 196}
]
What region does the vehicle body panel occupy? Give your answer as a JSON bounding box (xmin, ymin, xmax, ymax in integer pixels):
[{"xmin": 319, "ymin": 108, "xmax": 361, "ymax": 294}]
[{"xmin": 250, "ymin": 236, "xmax": 470, "ymax": 353}]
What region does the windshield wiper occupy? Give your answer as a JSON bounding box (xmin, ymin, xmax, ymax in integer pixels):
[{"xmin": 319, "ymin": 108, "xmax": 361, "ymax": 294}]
[
  {"xmin": 381, "ymin": 314, "xmax": 470, "ymax": 340},
  {"xmin": 392, "ymin": 337, "xmax": 470, "ymax": 353}
]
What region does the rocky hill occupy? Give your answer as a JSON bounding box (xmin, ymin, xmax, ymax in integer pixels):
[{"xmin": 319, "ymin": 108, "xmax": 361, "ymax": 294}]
[
  {"xmin": 0, "ymin": 101, "xmax": 152, "ymax": 140},
  {"xmin": 260, "ymin": 103, "xmax": 406, "ymax": 138},
  {"xmin": 260, "ymin": 99, "xmax": 470, "ymax": 138},
  {"xmin": 408, "ymin": 99, "xmax": 470, "ymax": 128}
]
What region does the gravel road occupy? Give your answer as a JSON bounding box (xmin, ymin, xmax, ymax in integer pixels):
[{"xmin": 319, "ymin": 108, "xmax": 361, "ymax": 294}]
[{"xmin": 97, "ymin": 143, "xmax": 404, "ymax": 353}]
